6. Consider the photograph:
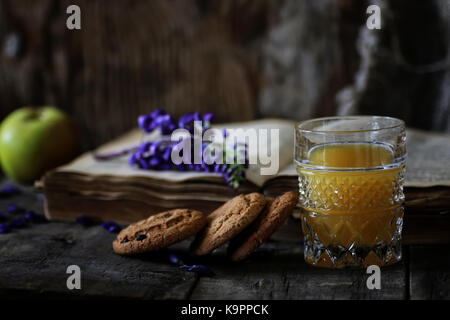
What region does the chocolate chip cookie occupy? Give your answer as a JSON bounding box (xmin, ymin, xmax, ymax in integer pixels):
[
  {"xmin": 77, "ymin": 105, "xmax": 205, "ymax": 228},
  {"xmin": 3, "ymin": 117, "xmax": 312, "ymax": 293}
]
[
  {"xmin": 190, "ymin": 193, "xmax": 266, "ymax": 256},
  {"xmin": 113, "ymin": 209, "xmax": 207, "ymax": 255},
  {"xmin": 228, "ymin": 191, "xmax": 298, "ymax": 261}
]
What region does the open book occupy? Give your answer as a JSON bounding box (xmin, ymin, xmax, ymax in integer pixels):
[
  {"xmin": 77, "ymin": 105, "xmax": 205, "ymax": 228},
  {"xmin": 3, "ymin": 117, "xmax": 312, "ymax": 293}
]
[{"xmin": 42, "ymin": 119, "xmax": 450, "ymax": 223}]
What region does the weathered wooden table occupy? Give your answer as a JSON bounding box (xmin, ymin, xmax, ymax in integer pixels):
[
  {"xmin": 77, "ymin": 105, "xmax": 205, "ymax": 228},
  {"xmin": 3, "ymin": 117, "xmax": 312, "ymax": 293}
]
[{"xmin": 0, "ymin": 181, "xmax": 449, "ymax": 300}]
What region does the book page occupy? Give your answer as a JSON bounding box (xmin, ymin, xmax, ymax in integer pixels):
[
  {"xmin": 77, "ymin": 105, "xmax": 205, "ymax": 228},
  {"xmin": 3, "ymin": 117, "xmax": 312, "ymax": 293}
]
[
  {"xmin": 404, "ymin": 128, "xmax": 450, "ymax": 187},
  {"xmin": 219, "ymin": 119, "xmax": 295, "ymax": 186},
  {"xmin": 55, "ymin": 119, "xmax": 296, "ymax": 187}
]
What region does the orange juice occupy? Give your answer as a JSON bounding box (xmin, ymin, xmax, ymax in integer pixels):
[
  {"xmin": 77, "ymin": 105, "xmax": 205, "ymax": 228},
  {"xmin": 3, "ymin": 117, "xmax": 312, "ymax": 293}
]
[{"xmin": 297, "ymin": 142, "xmax": 405, "ymax": 268}]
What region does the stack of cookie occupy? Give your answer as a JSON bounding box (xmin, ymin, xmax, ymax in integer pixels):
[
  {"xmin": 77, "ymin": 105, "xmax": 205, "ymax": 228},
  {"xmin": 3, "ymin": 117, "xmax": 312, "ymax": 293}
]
[{"xmin": 113, "ymin": 191, "xmax": 298, "ymax": 261}]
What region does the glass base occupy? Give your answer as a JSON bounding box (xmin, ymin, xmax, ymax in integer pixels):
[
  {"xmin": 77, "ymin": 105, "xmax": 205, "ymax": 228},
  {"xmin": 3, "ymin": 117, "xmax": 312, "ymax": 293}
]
[{"xmin": 301, "ymin": 208, "xmax": 403, "ymax": 269}]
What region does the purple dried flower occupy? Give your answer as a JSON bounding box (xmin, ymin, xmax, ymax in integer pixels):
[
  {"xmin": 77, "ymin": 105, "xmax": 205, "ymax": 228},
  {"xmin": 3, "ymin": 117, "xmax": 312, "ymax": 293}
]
[
  {"xmin": 178, "ymin": 113, "xmax": 195, "ymax": 129},
  {"xmin": 139, "ymin": 158, "xmax": 150, "ymax": 169},
  {"xmin": 0, "ymin": 184, "xmax": 19, "ymax": 197},
  {"xmin": 163, "ymin": 146, "xmax": 172, "ymax": 161},
  {"xmin": 108, "ymin": 225, "xmax": 121, "ymax": 233},
  {"xmin": 0, "ymin": 212, "xmax": 7, "ymax": 222},
  {"xmin": 180, "ymin": 264, "xmax": 215, "ymax": 277},
  {"xmin": 101, "ymin": 221, "xmax": 122, "ymax": 234},
  {"xmin": 0, "ymin": 223, "xmax": 11, "ymax": 234},
  {"xmin": 168, "ymin": 253, "xmax": 214, "ymax": 276},
  {"xmin": 25, "ymin": 211, "xmax": 47, "ymax": 223},
  {"xmin": 158, "ymin": 163, "xmax": 172, "ymax": 170},
  {"xmin": 75, "ymin": 215, "xmax": 96, "ymax": 227},
  {"xmin": 203, "ymin": 113, "xmax": 214, "ymax": 122},
  {"xmin": 201, "ymin": 163, "xmax": 212, "ymax": 172},
  {"xmin": 7, "ymin": 204, "xmax": 25, "ymax": 214},
  {"xmin": 149, "ymin": 141, "xmax": 161, "ymax": 155},
  {"xmin": 149, "ymin": 157, "xmax": 160, "ymax": 167},
  {"xmin": 193, "ymin": 112, "xmax": 201, "ymax": 121},
  {"xmin": 138, "ymin": 115, "xmax": 153, "ymax": 133},
  {"xmin": 137, "ymin": 109, "xmax": 166, "ymax": 133},
  {"xmin": 139, "ymin": 142, "xmax": 152, "ymax": 154},
  {"xmin": 150, "ymin": 108, "xmax": 165, "ymax": 119},
  {"xmin": 129, "ymin": 153, "xmax": 137, "ymax": 166},
  {"xmin": 2, "ymin": 185, "xmax": 18, "ymax": 193},
  {"xmin": 154, "ymin": 114, "xmax": 176, "ymax": 135}
]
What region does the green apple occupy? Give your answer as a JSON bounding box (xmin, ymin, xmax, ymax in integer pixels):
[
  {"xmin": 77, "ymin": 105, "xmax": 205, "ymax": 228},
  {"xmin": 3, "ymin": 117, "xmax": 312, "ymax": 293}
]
[{"xmin": 0, "ymin": 106, "xmax": 79, "ymax": 182}]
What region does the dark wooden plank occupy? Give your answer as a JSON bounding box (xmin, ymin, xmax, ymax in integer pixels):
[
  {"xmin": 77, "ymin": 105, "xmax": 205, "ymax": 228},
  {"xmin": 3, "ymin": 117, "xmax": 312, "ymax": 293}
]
[
  {"xmin": 190, "ymin": 242, "xmax": 407, "ymax": 300},
  {"xmin": 13, "ymin": 179, "xmax": 450, "ymax": 301},
  {"xmin": 0, "ymin": 180, "xmax": 408, "ymax": 300},
  {"xmin": 0, "ymin": 182, "xmax": 198, "ymax": 299},
  {"xmin": 403, "ymin": 215, "xmax": 450, "ymax": 244},
  {"xmin": 402, "ymin": 188, "xmax": 450, "ymax": 244},
  {"xmin": 409, "ymin": 245, "xmax": 450, "ymax": 300},
  {"xmin": 405, "ymin": 187, "xmax": 450, "ymax": 215},
  {"xmin": 0, "ymin": 222, "xmax": 198, "ymax": 299}
]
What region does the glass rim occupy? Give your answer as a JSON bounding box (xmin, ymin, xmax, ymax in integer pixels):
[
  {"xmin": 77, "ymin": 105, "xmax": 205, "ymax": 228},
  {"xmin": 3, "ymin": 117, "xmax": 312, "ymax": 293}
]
[{"xmin": 296, "ymin": 116, "xmax": 405, "ymax": 134}]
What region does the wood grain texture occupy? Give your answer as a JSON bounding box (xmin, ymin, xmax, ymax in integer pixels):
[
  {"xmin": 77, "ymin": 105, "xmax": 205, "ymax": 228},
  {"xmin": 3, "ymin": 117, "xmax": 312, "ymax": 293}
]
[
  {"xmin": 1, "ymin": 179, "xmax": 450, "ymax": 299},
  {"xmin": 0, "ymin": 0, "xmax": 275, "ymax": 150},
  {"xmin": 403, "ymin": 187, "xmax": 450, "ymax": 244},
  {"xmin": 409, "ymin": 245, "xmax": 450, "ymax": 300},
  {"xmin": 0, "ymin": 183, "xmax": 197, "ymax": 299},
  {"xmin": 0, "ymin": 223, "xmax": 198, "ymax": 299},
  {"xmin": 190, "ymin": 242, "xmax": 406, "ymax": 300}
]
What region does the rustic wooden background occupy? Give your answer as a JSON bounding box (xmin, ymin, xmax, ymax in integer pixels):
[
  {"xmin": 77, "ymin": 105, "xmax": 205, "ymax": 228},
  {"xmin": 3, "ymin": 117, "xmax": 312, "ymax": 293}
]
[{"xmin": 0, "ymin": 0, "xmax": 448, "ymax": 151}]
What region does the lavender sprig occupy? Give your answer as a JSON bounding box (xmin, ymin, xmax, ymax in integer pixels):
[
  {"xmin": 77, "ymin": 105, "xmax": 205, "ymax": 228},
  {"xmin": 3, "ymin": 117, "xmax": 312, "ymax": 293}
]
[
  {"xmin": 130, "ymin": 112, "xmax": 249, "ymax": 188},
  {"xmin": 94, "ymin": 109, "xmax": 249, "ymax": 188}
]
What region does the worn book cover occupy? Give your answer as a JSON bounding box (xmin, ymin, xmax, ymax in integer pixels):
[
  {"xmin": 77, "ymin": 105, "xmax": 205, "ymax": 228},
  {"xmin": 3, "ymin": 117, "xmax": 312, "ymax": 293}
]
[{"xmin": 42, "ymin": 120, "xmax": 450, "ymax": 224}]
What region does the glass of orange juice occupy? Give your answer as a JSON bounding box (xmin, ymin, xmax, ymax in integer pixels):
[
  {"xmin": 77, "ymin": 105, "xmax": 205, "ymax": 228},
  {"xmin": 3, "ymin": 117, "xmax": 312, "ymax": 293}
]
[{"xmin": 295, "ymin": 116, "xmax": 406, "ymax": 268}]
